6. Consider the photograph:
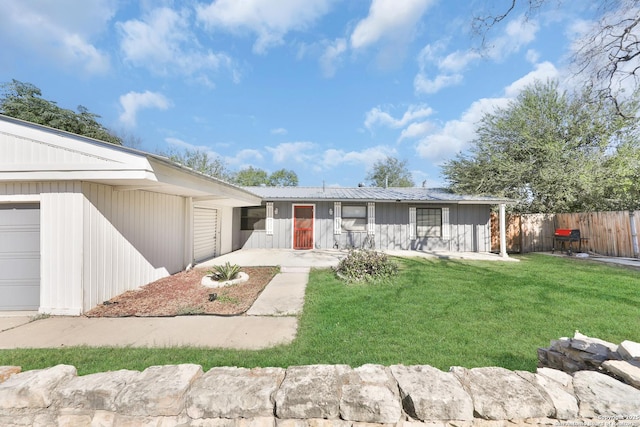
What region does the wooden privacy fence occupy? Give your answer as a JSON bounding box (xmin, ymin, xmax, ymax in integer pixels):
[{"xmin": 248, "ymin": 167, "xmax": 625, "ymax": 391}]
[{"xmin": 490, "ymin": 211, "xmax": 640, "ymax": 258}]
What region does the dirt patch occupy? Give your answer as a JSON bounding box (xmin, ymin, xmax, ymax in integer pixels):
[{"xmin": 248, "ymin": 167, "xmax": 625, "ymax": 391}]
[{"xmin": 85, "ymin": 267, "xmax": 278, "ymax": 317}]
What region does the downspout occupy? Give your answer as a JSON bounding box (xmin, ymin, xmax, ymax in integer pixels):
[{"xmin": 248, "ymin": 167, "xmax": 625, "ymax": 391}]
[{"xmin": 499, "ymin": 203, "xmax": 508, "ymax": 258}]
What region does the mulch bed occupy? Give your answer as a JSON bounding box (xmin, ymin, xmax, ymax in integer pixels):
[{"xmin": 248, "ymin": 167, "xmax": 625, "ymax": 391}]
[{"xmin": 85, "ymin": 267, "xmax": 278, "ymax": 317}]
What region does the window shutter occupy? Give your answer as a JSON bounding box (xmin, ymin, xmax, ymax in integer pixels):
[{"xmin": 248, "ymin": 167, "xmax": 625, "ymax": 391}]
[
  {"xmin": 266, "ymin": 202, "xmax": 274, "ymax": 235},
  {"xmin": 442, "ymin": 207, "xmax": 450, "ymax": 240},
  {"xmin": 367, "ymin": 202, "xmax": 375, "ymax": 235},
  {"xmin": 409, "ymin": 207, "xmax": 416, "ymax": 240},
  {"xmin": 334, "ymin": 202, "xmax": 341, "ymax": 235}
]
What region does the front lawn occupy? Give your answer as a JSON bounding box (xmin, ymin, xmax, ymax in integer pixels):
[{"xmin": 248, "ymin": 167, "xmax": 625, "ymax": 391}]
[{"xmin": 1, "ymin": 254, "xmax": 638, "ymax": 374}]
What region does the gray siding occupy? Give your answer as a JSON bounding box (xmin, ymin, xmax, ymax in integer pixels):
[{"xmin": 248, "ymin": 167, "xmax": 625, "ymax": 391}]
[{"xmin": 235, "ymin": 201, "xmax": 492, "ymax": 253}]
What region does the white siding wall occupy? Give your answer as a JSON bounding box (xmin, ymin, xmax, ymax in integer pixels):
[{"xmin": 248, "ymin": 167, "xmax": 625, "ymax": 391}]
[
  {"xmin": 0, "ymin": 182, "xmax": 85, "ymax": 315},
  {"xmin": 81, "ymin": 183, "xmax": 186, "ymax": 312},
  {"xmin": 217, "ymin": 205, "xmax": 234, "ymax": 255}
]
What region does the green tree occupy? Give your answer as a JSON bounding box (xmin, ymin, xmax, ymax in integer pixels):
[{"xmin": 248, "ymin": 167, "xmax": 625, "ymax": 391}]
[
  {"xmin": 166, "ymin": 148, "xmax": 231, "ymax": 180},
  {"xmin": 268, "ymin": 168, "xmax": 298, "ymax": 186},
  {"xmin": 233, "ymin": 167, "xmax": 269, "ymax": 186},
  {"xmin": 0, "ymin": 79, "xmax": 122, "ymax": 145},
  {"xmin": 442, "ymin": 80, "xmax": 639, "ymax": 213},
  {"xmin": 366, "ymin": 156, "xmax": 414, "ymax": 187},
  {"xmin": 232, "ymin": 167, "xmax": 298, "ymax": 186}
]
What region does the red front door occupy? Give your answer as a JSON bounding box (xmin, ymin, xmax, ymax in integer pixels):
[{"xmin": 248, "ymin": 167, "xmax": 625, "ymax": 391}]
[{"xmin": 293, "ymin": 205, "xmax": 314, "ymax": 250}]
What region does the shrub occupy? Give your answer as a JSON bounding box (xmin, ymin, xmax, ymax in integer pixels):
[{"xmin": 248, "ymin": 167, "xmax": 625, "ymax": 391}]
[
  {"xmin": 334, "ymin": 249, "xmax": 399, "ymax": 283},
  {"xmin": 209, "ymin": 262, "xmax": 241, "ymax": 281}
]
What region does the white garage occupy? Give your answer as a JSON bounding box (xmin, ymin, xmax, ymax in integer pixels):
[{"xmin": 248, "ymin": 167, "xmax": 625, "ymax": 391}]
[
  {"xmin": 0, "ymin": 204, "xmax": 40, "ymax": 310},
  {"xmin": 0, "ymin": 115, "xmax": 261, "ymax": 315}
]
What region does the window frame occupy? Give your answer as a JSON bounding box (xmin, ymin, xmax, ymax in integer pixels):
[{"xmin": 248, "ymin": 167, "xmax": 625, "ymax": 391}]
[
  {"xmin": 341, "ymin": 204, "xmax": 367, "ymax": 232},
  {"xmin": 416, "ymin": 207, "xmax": 442, "ymax": 238},
  {"xmin": 240, "ymin": 206, "xmax": 267, "ymax": 231}
]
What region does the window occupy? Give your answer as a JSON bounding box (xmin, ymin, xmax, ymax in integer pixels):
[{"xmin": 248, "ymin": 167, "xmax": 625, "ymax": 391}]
[
  {"xmin": 416, "ymin": 208, "xmax": 442, "ymax": 237},
  {"xmin": 241, "ymin": 206, "xmax": 266, "ymax": 231},
  {"xmin": 341, "ymin": 205, "xmax": 367, "ymax": 232}
]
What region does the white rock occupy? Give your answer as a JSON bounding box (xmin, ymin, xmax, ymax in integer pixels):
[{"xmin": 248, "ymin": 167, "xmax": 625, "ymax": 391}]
[
  {"xmin": 619, "ymin": 340, "xmax": 640, "ymax": 362},
  {"xmin": 452, "ymin": 367, "xmax": 554, "ymax": 420},
  {"xmin": 275, "ymin": 365, "xmax": 350, "ymax": 419},
  {"xmin": 201, "ymin": 272, "xmax": 249, "ymax": 288},
  {"xmin": 55, "ymin": 369, "xmax": 139, "ymax": 411},
  {"xmin": 573, "ymin": 370, "xmax": 640, "ymax": 417},
  {"xmin": 187, "ymin": 366, "xmax": 285, "ymax": 419},
  {"xmin": 516, "ymin": 371, "xmax": 578, "ymax": 420},
  {"xmin": 0, "ymin": 365, "xmax": 76, "ymax": 409},
  {"xmin": 390, "ymin": 365, "xmax": 473, "ymax": 421},
  {"xmin": 340, "ymin": 364, "xmax": 402, "ymax": 423},
  {"xmin": 535, "ymin": 368, "xmax": 573, "ymax": 390},
  {"xmin": 602, "ymin": 360, "xmax": 640, "ymax": 389},
  {"xmin": 115, "ymin": 364, "xmax": 203, "ymax": 417}
]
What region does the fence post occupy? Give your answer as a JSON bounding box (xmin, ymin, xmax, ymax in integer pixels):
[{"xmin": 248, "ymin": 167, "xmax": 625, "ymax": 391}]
[{"xmin": 630, "ymin": 211, "xmax": 639, "ymax": 258}]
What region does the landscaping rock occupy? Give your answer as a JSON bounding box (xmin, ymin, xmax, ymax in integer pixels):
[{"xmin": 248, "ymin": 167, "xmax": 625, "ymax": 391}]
[
  {"xmin": 573, "ymin": 370, "xmax": 640, "ymax": 417},
  {"xmin": 619, "ymin": 340, "xmax": 640, "ymax": 362},
  {"xmin": 114, "ymin": 364, "xmax": 202, "ymax": 416},
  {"xmin": 602, "ymin": 360, "xmax": 640, "ymax": 389},
  {"xmin": 535, "ymin": 367, "xmax": 573, "ymax": 390},
  {"xmin": 390, "ymin": 365, "xmax": 473, "ymax": 421},
  {"xmin": 516, "ymin": 371, "xmax": 578, "ymax": 420},
  {"xmin": 55, "ymin": 369, "xmax": 139, "ymax": 411},
  {"xmin": 276, "ymin": 418, "xmax": 352, "ymax": 427},
  {"xmin": 0, "ymin": 364, "xmax": 76, "ymax": 409},
  {"xmin": 340, "ymin": 364, "xmax": 402, "ymax": 423},
  {"xmin": 190, "ymin": 418, "xmax": 237, "ymax": 427},
  {"xmin": 0, "ymin": 366, "xmax": 21, "ymax": 383},
  {"xmin": 201, "ymin": 271, "xmax": 249, "ymax": 288},
  {"xmin": 571, "ymin": 331, "xmax": 618, "ymax": 356},
  {"xmin": 187, "ymin": 366, "xmax": 285, "ymax": 419},
  {"xmin": 452, "ymin": 367, "xmax": 554, "ymax": 420},
  {"xmin": 275, "ymin": 365, "xmax": 350, "ymax": 419}
]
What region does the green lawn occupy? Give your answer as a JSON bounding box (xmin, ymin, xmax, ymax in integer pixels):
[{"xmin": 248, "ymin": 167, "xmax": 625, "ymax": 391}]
[{"xmin": 1, "ymin": 253, "xmax": 638, "ymax": 375}]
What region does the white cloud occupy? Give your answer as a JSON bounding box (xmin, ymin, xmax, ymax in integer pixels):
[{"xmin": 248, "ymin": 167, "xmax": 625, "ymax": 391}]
[
  {"xmin": 414, "ymin": 14, "xmax": 539, "ymax": 95},
  {"xmin": 416, "ymin": 97, "xmax": 508, "ymax": 162},
  {"xmin": 484, "ymin": 15, "xmax": 539, "ymax": 62},
  {"xmin": 0, "ymin": 0, "xmax": 113, "ymax": 74},
  {"xmin": 414, "ymin": 73, "xmax": 463, "ymax": 94},
  {"xmin": 350, "ymin": 0, "xmax": 435, "ymax": 50},
  {"xmin": 270, "ymin": 128, "xmax": 288, "ymax": 135},
  {"xmin": 364, "ymin": 104, "xmax": 433, "ymax": 130},
  {"xmin": 266, "ymin": 141, "xmax": 316, "ymax": 163},
  {"xmin": 398, "ymin": 121, "xmax": 434, "ymax": 141},
  {"xmin": 320, "ymin": 38, "xmax": 347, "ymax": 77},
  {"xmin": 526, "ymin": 49, "xmax": 540, "ymax": 64},
  {"xmin": 196, "ymin": 0, "xmax": 333, "ymax": 54},
  {"xmin": 117, "ymin": 7, "xmax": 234, "ymax": 80},
  {"xmin": 321, "ymin": 146, "xmax": 395, "ymax": 172},
  {"xmin": 415, "ymin": 61, "xmax": 555, "ymax": 163},
  {"xmin": 119, "ymin": 91, "xmax": 171, "ymax": 127},
  {"xmin": 504, "ymin": 61, "xmax": 559, "ymax": 97},
  {"xmin": 226, "ymin": 149, "xmax": 264, "ymax": 167}
]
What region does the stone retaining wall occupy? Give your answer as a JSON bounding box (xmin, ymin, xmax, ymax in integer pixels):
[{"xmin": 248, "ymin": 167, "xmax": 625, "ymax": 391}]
[
  {"xmin": 538, "ymin": 331, "xmax": 640, "ymax": 389},
  {"xmin": 2, "ymin": 355, "xmax": 640, "ymax": 427}
]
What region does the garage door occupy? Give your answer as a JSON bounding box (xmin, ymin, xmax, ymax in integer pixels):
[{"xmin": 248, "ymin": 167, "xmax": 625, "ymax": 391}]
[
  {"xmin": 0, "ymin": 204, "xmax": 40, "ymax": 310},
  {"xmin": 193, "ymin": 207, "xmax": 218, "ymax": 262}
]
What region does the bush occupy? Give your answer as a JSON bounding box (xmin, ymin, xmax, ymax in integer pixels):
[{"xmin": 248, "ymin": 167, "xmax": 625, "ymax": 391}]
[
  {"xmin": 334, "ymin": 249, "xmax": 399, "ymax": 283},
  {"xmin": 208, "ymin": 262, "xmax": 241, "ymax": 281}
]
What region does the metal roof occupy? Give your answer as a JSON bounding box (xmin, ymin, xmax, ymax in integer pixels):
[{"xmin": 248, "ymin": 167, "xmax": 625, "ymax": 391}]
[{"xmin": 243, "ymin": 186, "xmax": 512, "ymax": 204}]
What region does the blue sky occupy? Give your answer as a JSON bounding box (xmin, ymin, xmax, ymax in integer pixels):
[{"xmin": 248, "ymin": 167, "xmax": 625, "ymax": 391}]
[{"xmin": 0, "ymin": 0, "xmax": 601, "ymax": 187}]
